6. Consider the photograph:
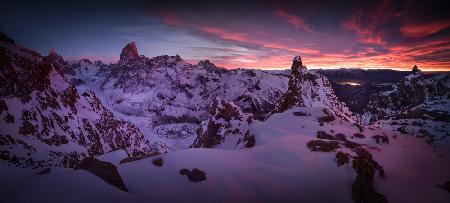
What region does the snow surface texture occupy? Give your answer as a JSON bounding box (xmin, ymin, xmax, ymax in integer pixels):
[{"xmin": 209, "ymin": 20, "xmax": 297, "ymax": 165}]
[
  {"xmin": 0, "ymin": 40, "xmax": 151, "ymax": 168},
  {"xmin": 2, "ymin": 107, "xmax": 449, "ymax": 203}
]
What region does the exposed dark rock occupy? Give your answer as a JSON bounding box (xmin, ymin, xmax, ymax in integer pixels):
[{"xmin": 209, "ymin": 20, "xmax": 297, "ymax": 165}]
[
  {"xmin": 244, "ymin": 133, "xmax": 256, "ymax": 148},
  {"xmin": 354, "ymin": 133, "xmax": 365, "ymax": 138},
  {"xmin": 120, "ymin": 152, "xmax": 160, "ymax": 164},
  {"xmin": 335, "ymin": 133, "xmax": 347, "ymax": 141},
  {"xmin": 372, "ymin": 135, "xmax": 389, "ymax": 144},
  {"xmin": 316, "ymin": 131, "xmax": 337, "ymax": 140},
  {"xmin": 354, "ymin": 123, "xmax": 364, "ymax": 132},
  {"xmin": 119, "ymin": 42, "xmax": 139, "ymax": 62},
  {"xmin": 180, "ymin": 168, "xmax": 207, "ymax": 182},
  {"xmin": 192, "ymin": 98, "xmax": 254, "ymax": 149},
  {"xmin": 344, "ymin": 140, "xmax": 361, "ymax": 149},
  {"xmin": 352, "ymin": 157, "xmax": 387, "ymax": 203},
  {"xmin": 307, "ymin": 140, "xmax": 340, "ymax": 152},
  {"xmin": 76, "ymin": 157, "xmax": 128, "ymax": 192},
  {"xmin": 318, "ymin": 115, "xmax": 335, "ymax": 124},
  {"xmin": 273, "ymin": 56, "xmax": 355, "ymax": 124},
  {"xmin": 152, "ymin": 157, "xmax": 163, "ymax": 167},
  {"xmin": 336, "ymin": 152, "xmax": 350, "ymax": 166}
]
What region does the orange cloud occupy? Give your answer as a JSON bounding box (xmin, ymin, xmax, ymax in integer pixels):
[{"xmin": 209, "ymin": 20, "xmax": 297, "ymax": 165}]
[{"xmin": 400, "ymin": 20, "xmax": 450, "ymax": 38}]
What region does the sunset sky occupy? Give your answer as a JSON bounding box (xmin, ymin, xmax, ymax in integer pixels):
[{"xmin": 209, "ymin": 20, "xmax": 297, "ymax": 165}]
[{"xmin": 1, "ymin": 0, "xmax": 449, "ymax": 70}]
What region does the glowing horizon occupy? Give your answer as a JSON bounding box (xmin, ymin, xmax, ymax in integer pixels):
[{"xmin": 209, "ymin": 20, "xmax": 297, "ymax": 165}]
[{"xmin": 1, "ymin": 0, "xmax": 449, "ymax": 71}]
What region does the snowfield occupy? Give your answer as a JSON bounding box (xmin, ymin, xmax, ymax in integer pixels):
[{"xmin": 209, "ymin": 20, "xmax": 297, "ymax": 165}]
[{"xmin": 2, "ymin": 107, "xmax": 449, "ymax": 203}]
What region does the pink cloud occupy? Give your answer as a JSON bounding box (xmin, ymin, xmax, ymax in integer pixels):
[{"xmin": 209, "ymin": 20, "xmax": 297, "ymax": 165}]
[
  {"xmin": 342, "ymin": 0, "xmax": 395, "ymax": 46},
  {"xmin": 400, "ymin": 20, "xmax": 450, "ymax": 38},
  {"xmin": 274, "ymin": 10, "xmax": 313, "ymax": 33}
]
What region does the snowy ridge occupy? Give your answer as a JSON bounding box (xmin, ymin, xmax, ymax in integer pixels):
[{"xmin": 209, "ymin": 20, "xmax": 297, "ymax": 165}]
[
  {"xmin": 61, "ymin": 42, "xmax": 289, "ymax": 152},
  {"xmin": 274, "ymin": 56, "xmax": 356, "ymax": 123},
  {"xmin": 0, "ymin": 40, "xmax": 151, "ymax": 168}
]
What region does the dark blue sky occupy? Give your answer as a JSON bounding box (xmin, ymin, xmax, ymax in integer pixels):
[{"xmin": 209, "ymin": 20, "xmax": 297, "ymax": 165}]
[{"xmin": 1, "ymin": 0, "xmax": 449, "ymax": 70}]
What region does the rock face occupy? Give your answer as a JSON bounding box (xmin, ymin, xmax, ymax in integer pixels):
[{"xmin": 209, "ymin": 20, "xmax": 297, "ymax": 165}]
[
  {"xmin": 361, "ymin": 65, "xmax": 450, "ymax": 145},
  {"xmin": 191, "ymin": 98, "xmax": 255, "ymax": 149},
  {"xmin": 61, "ymin": 42, "xmax": 288, "ymax": 152},
  {"xmin": 0, "ymin": 36, "xmax": 151, "ymax": 168},
  {"xmin": 76, "ymin": 157, "xmax": 128, "ymax": 191},
  {"xmin": 274, "ymin": 56, "xmax": 356, "ymax": 123},
  {"xmin": 118, "ymin": 42, "xmax": 139, "ymax": 65},
  {"xmin": 180, "ymin": 168, "xmax": 207, "ymax": 182}
]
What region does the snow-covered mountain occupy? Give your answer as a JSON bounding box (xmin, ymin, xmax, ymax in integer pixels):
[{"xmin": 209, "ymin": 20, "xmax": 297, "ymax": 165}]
[
  {"xmin": 361, "ymin": 66, "xmax": 450, "ymax": 149},
  {"xmin": 62, "ymin": 42, "xmax": 289, "ymax": 152},
  {"xmin": 0, "ymin": 37, "xmax": 151, "ymax": 168},
  {"xmin": 274, "ymin": 56, "xmax": 356, "ymax": 123}
]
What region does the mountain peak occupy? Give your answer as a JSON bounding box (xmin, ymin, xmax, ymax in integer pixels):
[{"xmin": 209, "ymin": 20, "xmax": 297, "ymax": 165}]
[
  {"xmin": 412, "ymin": 65, "xmax": 421, "ymax": 74},
  {"xmin": 119, "ymin": 42, "xmax": 139, "ymax": 63},
  {"xmin": 291, "ymin": 55, "xmax": 306, "ymax": 72}
]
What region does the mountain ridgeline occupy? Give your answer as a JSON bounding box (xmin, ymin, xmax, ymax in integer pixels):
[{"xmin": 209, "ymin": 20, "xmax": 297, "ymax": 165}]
[{"xmin": 1, "ymin": 36, "xmax": 449, "ymax": 168}]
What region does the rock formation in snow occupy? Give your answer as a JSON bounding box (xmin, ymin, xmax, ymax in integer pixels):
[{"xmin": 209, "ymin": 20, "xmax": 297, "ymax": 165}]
[
  {"xmin": 191, "ymin": 98, "xmax": 255, "ymax": 149},
  {"xmin": 60, "ymin": 42, "xmax": 288, "ymax": 152},
  {"xmin": 273, "ymin": 56, "xmax": 356, "ymax": 123}
]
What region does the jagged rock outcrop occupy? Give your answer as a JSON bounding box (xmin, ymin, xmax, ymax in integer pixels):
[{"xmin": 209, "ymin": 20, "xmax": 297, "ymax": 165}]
[
  {"xmin": 76, "ymin": 157, "xmax": 128, "ymax": 191},
  {"xmin": 117, "ymin": 41, "xmax": 148, "ymax": 66},
  {"xmin": 411, "ymin": 65, "xmax": 421, "ymax": 74},
  {"xmin": 0, "ymin": 36, "xmax": 152, "ymax": 168},
  {"xmin": 191, "ymin": 98, "xmax": 255, "ymax": 149},
  {"xmin": 361, "ymin": 65, "xmax": 450, "ymax": 145},
  {"xmin": 60, "ymin": 42, "xmax": 288, "ymax": 152},
  {"xmin": 118, "ymin": 42, "xmax": 138, "ymax": 63},
  {"xmin": 273, "ymin": 56, "xmax": 356, "ymax": 123}
]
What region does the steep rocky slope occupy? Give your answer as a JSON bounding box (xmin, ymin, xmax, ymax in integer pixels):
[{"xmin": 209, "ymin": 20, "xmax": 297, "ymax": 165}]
[
  {"xmin": 191, "ymin": 98, "xmax": 255, "ymax": 149},
  {"xmin": 274, "ymin": 56, "xmax": 356, "ymax": 123},
  {"xmin": 361, "ymin": 66, "xmax": 450, "ymax": 148},
  {"xmin": 0, "ymin": 37, "xmax": 151, "ymax": 168},
  {"xmin": 62, "ymin": 42, "xmax": 289, "ymax": 151}
]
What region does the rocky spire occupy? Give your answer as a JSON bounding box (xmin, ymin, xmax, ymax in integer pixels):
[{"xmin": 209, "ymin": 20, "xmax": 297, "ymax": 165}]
[
  {"xmin": 291, "ymin": 55, "xmax": 307, "ymax": 74},
  {"xmin": 119, "ymin": 42, "xmax": 139, "ymax": 64},
  {"xmin": 411, "ymin": 65, "xmax": 421, "ymax": 74},
  {"xmin": 272, "ymin": 56, "xmax": 356, "ymax": 123}
]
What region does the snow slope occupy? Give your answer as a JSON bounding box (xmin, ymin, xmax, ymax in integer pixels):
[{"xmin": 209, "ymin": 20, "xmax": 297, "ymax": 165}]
[{"xmin": 2, "ymin": 107, "xmax": 449, "ymax": 203}]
